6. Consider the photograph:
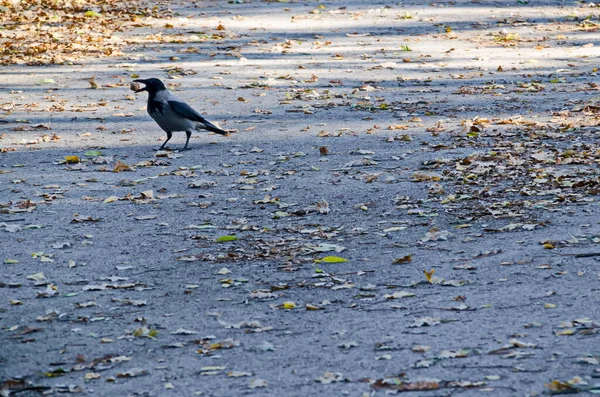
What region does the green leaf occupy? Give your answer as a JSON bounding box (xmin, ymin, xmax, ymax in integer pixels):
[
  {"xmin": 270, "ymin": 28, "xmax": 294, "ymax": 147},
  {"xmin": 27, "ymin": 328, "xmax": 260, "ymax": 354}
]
[
  {"xmin": 45, "ymin": 368, "xmax": 68, "ymax": 377},
  {"xmin": 85, "ymin": 10, "xmax": 100, "ymax": 17},
  {"xmin": 4, "ymin": 259, "xmax": 19, "ymax": 264},
  {"xmin": 84, "ymin": 150, "xmax": 102, "ymax": 157},
  {"xmin": 216, "ymin": 235, "xmax": 238, "ymax": 243},
  {"xmin": 315, "ymin": 256, "xmax": 348, "ymax": 263}
]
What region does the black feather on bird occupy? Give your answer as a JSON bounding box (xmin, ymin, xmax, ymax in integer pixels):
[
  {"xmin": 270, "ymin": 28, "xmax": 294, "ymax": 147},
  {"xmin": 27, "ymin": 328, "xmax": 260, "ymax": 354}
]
[{"xmin": 133, "ymin": 78, "xmax": 229, "ymax": 151}]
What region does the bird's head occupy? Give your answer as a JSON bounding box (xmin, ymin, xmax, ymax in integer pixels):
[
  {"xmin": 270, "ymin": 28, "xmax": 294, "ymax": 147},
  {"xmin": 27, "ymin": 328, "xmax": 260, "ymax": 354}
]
[{"xmin": 131, "ymin": 78, "xmax": 166, "ymax": 94}]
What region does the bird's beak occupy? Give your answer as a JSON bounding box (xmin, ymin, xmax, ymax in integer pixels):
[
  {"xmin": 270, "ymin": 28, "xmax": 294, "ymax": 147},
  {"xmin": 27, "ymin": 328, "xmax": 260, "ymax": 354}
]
[{"xmin": 131, "ymin": 79, "xmax": 147, "ymax": 93}]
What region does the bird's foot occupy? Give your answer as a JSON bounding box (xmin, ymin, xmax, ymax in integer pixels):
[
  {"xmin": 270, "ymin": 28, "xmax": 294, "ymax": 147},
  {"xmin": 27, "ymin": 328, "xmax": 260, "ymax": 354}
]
[{"xmin": 181, "ymin": 146, "xmax": 192, "ymax": 151}]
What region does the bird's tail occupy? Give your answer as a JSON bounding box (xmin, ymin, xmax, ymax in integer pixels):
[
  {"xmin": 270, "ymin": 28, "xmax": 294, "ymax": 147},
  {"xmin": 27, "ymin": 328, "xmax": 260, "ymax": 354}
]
[{"xmin": 198, "ymin": 120, "xmax": 229, "ymax": 135}]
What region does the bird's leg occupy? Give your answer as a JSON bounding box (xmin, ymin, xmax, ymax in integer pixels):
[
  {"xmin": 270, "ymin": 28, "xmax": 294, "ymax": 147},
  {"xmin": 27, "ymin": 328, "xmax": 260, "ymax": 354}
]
[
  {"xmin": 182, "ymin": 131, "xmax": 192, "ymax": 151},
  {"xmin": 159, "ymin": 131, "xmax": 173, "ymax": 151}
]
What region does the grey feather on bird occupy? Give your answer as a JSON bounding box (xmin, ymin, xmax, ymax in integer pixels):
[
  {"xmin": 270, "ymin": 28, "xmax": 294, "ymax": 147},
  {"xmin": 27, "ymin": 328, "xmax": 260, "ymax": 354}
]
[{"xmin": 132, "ymin": 78, "xmax": 229, "ymax": 151}]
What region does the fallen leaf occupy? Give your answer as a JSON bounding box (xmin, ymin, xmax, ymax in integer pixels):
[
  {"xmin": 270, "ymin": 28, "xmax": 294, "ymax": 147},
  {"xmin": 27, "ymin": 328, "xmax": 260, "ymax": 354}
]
[
  {"xmin": 103, "ymin": 196, "xmax": 120, "ymax": 204},
  {"xmin": 249, "ymin": 378, "xmax": 268, "ymax": 389},
  {"xmin": 282, "ymin": 301, "xmax": 296, "ymax": 310},
  {"xmin": 65, "ymin": 156, "xmax": 80, "ymax": 164},
  {"xmin": 171, "ymin": 328, "xmax": 199, "ymax": 335},
  {"xmin": 384, "ymin": 291, "xmax": 415, "ymax": 299},
  {"xmin": 315, "ymin": 256, "xmax": 348, "ymax": 263},
  {"xmin": 116, "ymin": 368, "xmax": 148, "ymax": 378},
  {"xmin": 393, "ymin": 254, "xmax": 412, "ymax": 264},
  {"xmin": 216, "ymin": 235, "xmax": 238, "ymax": 243},
  {"xmin": 423, "ymin": 269, "xmax": 435, "ymax": 283}
]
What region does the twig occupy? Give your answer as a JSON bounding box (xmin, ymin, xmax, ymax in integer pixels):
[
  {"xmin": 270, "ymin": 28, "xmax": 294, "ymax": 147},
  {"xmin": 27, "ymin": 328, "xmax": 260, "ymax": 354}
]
[
  {"xmin": 560, "ymin": 252, "xmax": 600, "ymax": 258},
  {"xmin": 10, "ymin": 386, "xmax": 52, "ymax": 395},
  {"xmin": 495, "ymin": 304, "xmax": 534, "ymax": 310}
]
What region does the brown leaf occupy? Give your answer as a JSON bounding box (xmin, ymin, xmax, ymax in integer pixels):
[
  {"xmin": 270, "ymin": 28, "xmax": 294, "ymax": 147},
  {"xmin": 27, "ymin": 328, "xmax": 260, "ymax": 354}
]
[
  {"xmin": 393, "ymin": 254, "xmax": 412, "ymax": 264},
  {"xmin": 112, "ymin": 160, "xmax": 131, "ymax": 173}
]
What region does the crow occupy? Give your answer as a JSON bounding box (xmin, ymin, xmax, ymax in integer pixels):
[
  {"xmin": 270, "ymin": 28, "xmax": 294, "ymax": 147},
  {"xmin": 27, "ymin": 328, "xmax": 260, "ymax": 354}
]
[{"xmin": 132, "ymin": 78, "xmax": 228, "ymax": 150}]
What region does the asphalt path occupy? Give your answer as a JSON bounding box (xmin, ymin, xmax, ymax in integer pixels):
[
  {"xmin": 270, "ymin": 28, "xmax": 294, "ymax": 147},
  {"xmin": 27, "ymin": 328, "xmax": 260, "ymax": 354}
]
[{"xmin": 2, "ymin": 1, "xmax": 600, "ymax": 396}]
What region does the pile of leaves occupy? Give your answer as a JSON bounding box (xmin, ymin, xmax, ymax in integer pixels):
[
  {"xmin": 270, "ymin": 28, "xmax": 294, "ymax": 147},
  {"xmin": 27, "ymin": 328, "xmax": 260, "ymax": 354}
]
[{"xmin": 0, "ymin": 0, "xmax": 142, "ymax": 65}]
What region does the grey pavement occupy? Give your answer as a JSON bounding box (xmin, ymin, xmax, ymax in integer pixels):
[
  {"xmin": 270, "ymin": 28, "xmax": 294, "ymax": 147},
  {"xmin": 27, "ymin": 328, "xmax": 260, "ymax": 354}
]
[{"xmin": 1, "ymin": 1, "xmax": 600, "ymax": 396}]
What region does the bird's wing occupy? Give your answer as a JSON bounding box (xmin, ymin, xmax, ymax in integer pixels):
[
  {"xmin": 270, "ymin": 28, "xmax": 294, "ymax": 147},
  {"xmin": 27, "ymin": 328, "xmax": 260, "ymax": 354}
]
[
  {"xmin": 168, "ymin": 100, "xmax": 208, "ymax": 123},
  {"xmin": 168, "ymin": 100, "xmax": 228, "ymax": 135}
]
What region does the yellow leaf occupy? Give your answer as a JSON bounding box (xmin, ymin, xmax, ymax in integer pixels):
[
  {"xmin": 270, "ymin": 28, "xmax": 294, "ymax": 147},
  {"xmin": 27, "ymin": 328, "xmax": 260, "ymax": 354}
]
[
  {"xmin": 315, "ymin": 256, "xmax": 348, "ymax": 263},
  {"xmin": 545, "ymin": 380, "xmax": 576, "ymax": 393},
  {"xmin": 555, "ymin": 329, "xmax": 575, "ymax": 336},
  {"xmin": 544, "ymin": 303, "xmax": 557, "ymax": 309},
  {"xmin": 424, "ymin": 268, "xmax": 435, "ymax": 283},
  {"xmin": 103, "ymin": 196, "xmax": 119, "ymax": 204},
  {"xmin": 65, "ymin": 156, "xmax": 80, "ymax": 164},
  {"xmin": 388, "ymin": 125, "xmax": 409, "ymax": 130},
  {"xmin": 543, "ymin": 243, "xmax": 554, "ymax": 249},
  {"xmin": 282, "ymin": 301, "xmax": 296, "ymax": 310}
]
